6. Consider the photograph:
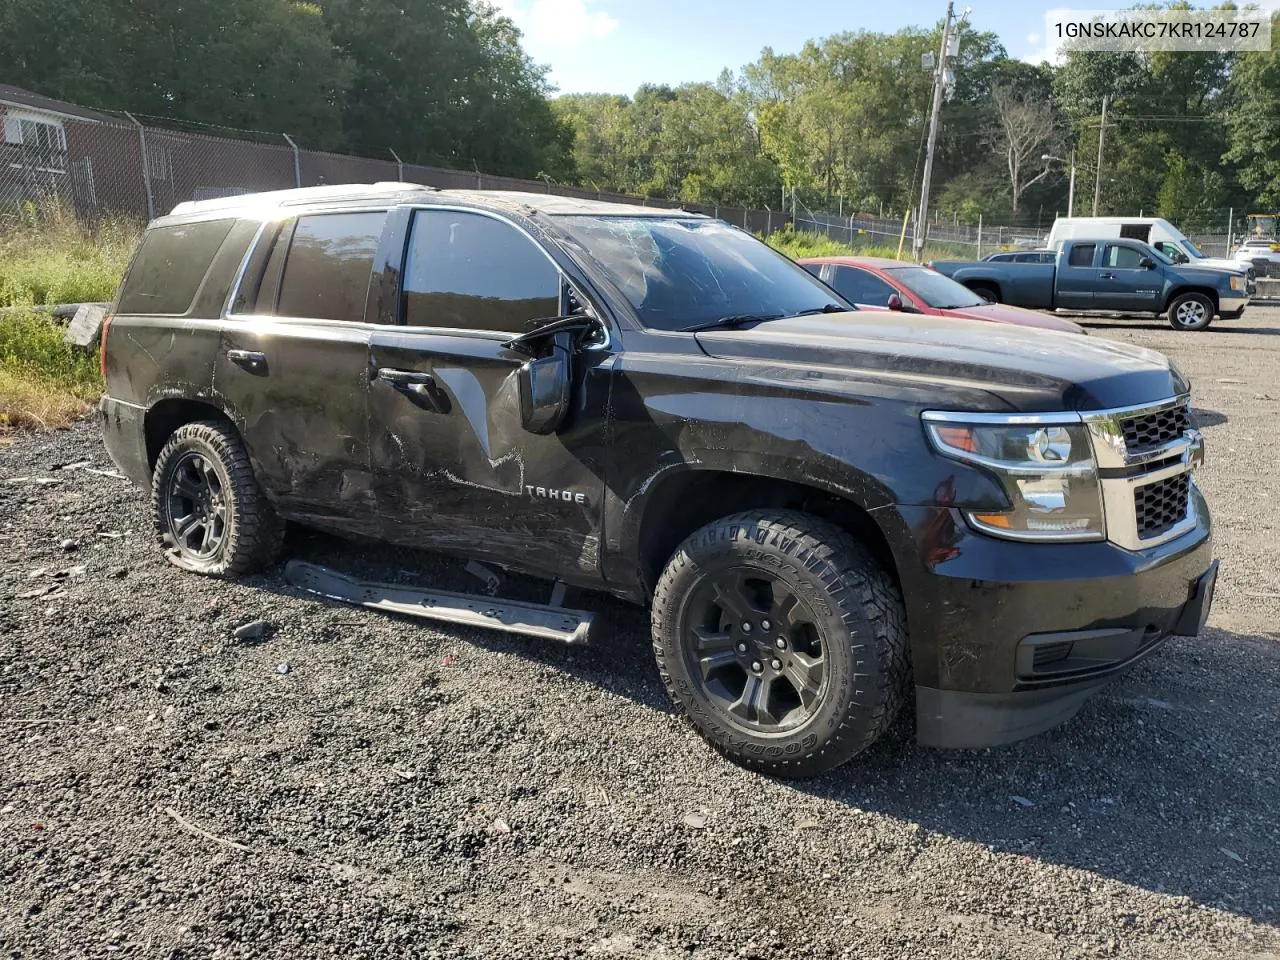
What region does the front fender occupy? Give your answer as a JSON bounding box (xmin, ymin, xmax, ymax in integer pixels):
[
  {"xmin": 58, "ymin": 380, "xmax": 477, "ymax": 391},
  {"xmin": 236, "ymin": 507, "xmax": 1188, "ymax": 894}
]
[{"xmin": 598, "ymin": 355, "xmax": 1008, "ymax": 594}]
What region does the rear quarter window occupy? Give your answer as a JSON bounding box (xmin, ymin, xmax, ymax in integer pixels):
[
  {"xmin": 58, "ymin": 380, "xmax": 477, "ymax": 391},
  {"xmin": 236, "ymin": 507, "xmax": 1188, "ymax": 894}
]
[{"xmin": 116, "ymin": 220, "xmax": 237, "ymax": 315}]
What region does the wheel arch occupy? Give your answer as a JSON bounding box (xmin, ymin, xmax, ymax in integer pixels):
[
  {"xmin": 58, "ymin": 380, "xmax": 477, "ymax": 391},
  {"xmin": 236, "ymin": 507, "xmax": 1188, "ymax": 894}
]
[
  {"xmin": 143, "ymin": 398, "xmax": 236, "ymax": 473},
  {"xmin": 630, "ymin": 467, "xmax": 901, "ymax": 603},
  {"xmin": 1164, "ymin": 286, "xmax": 1219, "ymax": 314},
  {"xmin": 961, "ymin": 277, "xmax": 1002, "ymax": 301}
]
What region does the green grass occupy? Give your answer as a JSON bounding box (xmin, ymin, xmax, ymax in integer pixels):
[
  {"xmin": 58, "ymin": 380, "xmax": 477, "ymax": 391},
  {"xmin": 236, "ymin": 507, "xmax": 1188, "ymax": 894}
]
[
  {"xmin": 0, "ymin": 310, "xmax": 104, "ymax": 432},
  {"xmin": 0, "ymin": 202, "xmax": 139, "ymax": 308},
  {"xmin": 763, "ymin": 225, "xmax": 979, "ymax": 262},
  {"xmin": 0, "ymin": 203, "xmax": 127, "ymax": 432}
]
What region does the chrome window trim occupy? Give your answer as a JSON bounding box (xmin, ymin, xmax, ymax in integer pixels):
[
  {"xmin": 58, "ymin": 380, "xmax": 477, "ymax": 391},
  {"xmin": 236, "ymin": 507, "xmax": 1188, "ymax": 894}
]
[
  {"xmin": 222, "ymin": 218, "xmax": 271, "ymax": 319},
  {"xmin": 924, "ymin": 394, "xmax": 1201, "ymax": 552}
]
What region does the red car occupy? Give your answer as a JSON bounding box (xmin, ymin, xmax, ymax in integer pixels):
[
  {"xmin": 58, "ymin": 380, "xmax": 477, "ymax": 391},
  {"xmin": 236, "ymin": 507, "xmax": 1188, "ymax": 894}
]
[{"xmin": 798, "ymin": 256, "xmax": 1086, "ymax": 334}]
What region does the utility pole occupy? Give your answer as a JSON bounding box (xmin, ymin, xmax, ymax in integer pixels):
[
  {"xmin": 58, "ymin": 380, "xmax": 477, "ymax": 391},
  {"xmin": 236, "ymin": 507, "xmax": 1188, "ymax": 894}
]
[
  {"xmin": 915, "ymin": 1, "xmax": 960, "ymax": 261},
  {"xmin": 1067, "ymin": 147, "xmax": 1076, "ymax": 217},
  {"xmin": 1092, "ymin": 95, "xmax": 1109, "ymax": 217}
]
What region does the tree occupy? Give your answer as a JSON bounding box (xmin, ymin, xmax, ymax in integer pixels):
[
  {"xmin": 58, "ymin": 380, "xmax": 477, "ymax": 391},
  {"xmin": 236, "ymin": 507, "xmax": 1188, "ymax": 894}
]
[
  {"xmin": 1225, "ymin": 12, "xmax": 1280, "ymax": 208},
  {"xmin": 988, "ymin": 86, "xmax": 1059, "ymax": 216}
]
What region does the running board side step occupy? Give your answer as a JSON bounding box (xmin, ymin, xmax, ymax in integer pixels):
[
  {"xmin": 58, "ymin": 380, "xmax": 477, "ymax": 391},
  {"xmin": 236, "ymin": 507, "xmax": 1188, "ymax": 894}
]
[{"xmin": 283, "ymin": 560, "xmax": 594, "ymax": 644}]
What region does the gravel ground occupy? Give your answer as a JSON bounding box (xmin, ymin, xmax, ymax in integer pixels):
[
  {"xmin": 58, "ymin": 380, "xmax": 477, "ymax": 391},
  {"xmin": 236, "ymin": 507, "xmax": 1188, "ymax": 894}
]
[{"xmin": 2, "ymin": 310, "xmax": 1278, "ymax": 960}]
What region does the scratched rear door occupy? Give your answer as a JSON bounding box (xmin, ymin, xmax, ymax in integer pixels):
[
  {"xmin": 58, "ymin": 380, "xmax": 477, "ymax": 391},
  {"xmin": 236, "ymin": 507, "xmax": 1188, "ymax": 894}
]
[{"xmin": 367, "ymin": 205, "xmax": 613, "ymax": 584}]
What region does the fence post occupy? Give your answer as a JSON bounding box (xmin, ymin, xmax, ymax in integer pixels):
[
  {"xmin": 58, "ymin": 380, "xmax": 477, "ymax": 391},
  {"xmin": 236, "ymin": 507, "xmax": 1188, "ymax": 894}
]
[
  {"xmin": 849, "ymin": 213, "xmax": 855, "ymax": 243},
  {"xmin": 389, "ymin": 148, "xmax": 404, "ymax": 182},
  {"xmin": 1227, "ymin": 207, "xmax": 1234, "ymax": 252},
  {"xmin": 282, "ymin": 134, "xmax": 301, "ymax": 187},
  {"xmin": 765, "ymin": 206, "xmax": 772, "ymax": 235},
  {"xmin": 123, "ymin": 112, "xmax": 155, "ymax": 221},
  {"xmin": 977, "ymin": 214, "xmax": 982, "ymax": 259}
]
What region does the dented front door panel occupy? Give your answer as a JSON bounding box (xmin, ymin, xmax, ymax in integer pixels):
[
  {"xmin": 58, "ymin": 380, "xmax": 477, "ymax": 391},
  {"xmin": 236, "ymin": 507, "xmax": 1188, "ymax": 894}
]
[{"xmin": 367, "ymin": 329, "xmax": 612, "ymax": 582}]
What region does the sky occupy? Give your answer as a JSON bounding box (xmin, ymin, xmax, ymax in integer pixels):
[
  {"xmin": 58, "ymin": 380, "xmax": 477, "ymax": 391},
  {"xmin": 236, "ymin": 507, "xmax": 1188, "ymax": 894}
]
[
  {"xmin": 492, "ymin": 0, "xmax": 1280, "ymax": 96},
  {"xmin": 490, "ymin": 0, "xmax": 1075, "ymax": 96}
]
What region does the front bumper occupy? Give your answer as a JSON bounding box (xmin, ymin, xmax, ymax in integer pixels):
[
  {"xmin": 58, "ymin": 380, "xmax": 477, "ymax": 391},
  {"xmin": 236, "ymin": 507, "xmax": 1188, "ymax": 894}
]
[
  {"xmin": 878, "ymin": 488, "xmax": 1214, "ymax": 749},
  {"xmin": 1218, "ymin": 293, "xmax": 1248, "ymax": 317}
]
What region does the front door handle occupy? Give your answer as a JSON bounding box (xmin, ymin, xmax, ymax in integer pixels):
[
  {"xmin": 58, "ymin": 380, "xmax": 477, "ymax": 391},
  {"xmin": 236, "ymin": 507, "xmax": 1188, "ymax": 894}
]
[
  {"xmin": 376, "ymin": 367, "xmax": 448, "ymax": 413},
  {"xmin": 227, "ymin": 349, "xmax": 267, "ymax": 369},
  {"xmin": 1099, "ymin": 272, "xmax": 1116, "ymax": 280},
  {"xmin": 376, "ymin": 368, "xmax": 436, "ymax": 387}
]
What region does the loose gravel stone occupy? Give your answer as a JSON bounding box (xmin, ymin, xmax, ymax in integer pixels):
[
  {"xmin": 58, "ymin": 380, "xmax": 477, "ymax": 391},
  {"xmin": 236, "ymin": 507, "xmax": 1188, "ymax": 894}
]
[{"xmin": 1, "ymin": 316, "xmax": 1277, "ymax": 959}]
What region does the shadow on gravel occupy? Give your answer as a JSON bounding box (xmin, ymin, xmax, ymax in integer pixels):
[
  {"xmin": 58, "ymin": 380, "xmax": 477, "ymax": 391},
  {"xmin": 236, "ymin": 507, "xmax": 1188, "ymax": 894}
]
[
  {"xmin": 795, "ymin": 627, "xmax": 1279, "ymax": 927},
  {"xmin": 1080, "ymin": 319, "xmax": 1280, "ymax": 335},
  {"xmin": 1192, "ymin": 407, "xmax": 1229, "ymax": 428},
  {"xmin": 257, "ymin": 530, "xmax": 1276, "ymax": 927}
]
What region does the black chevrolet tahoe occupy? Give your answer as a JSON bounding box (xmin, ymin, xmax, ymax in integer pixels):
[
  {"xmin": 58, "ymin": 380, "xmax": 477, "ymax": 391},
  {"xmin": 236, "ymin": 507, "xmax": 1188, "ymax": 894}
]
[{"xmin": 99, "ymin": 183, "xmax": 1217, "ymax": 777}]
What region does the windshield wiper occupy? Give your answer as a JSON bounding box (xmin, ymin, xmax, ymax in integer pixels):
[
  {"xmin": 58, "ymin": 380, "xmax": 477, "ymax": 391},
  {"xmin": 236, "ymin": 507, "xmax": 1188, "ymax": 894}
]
[
  {"xmin": 684, "ymin": 313, "xmax": 784, "ymax": 333},
  {"xmin": 785, "ymin": 303, "xmax": 848, "ymax": 318}
]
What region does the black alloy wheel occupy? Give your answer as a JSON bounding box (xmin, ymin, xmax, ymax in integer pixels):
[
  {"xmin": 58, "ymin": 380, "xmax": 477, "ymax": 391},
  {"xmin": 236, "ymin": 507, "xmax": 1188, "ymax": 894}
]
[
  {"xmin": 681, "ymin": 569, "xmax": 826, "ymax": 732},
  {"xmin": 164, "ymin": 450, "xmax": 229, "ymax": 560}
]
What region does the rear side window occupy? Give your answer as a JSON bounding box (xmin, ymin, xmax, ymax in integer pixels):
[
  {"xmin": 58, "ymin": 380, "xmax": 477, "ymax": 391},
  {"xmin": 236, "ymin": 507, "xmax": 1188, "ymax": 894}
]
[
  {"xmin": 1067, "ymin": 244, "xmax": 1095, "ymax": 267},
  {"xmin": 276, "ymin": 211, "xmax": 387, "ymax": 321},
  {"xmin": 402, "ymin": 209, "xmax": 559, "ymax": 333},
  {"xmin": 830, "ymin": 266, "xmax": 896, "ymax": 306},
  {"xmin": 117, "ymin": 220, "xmax": 236, "ymax": 315}
]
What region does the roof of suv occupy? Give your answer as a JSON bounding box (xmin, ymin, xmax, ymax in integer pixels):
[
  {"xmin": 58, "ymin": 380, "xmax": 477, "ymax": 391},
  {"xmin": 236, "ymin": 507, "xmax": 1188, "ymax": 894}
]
[{"xmin": 165, "ymin": 182, "xmax": 695, "ymax": 223}]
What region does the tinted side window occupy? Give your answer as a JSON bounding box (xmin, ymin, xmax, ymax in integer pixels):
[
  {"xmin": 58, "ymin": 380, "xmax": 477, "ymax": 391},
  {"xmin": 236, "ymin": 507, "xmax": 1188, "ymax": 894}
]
[
  {"xmin": 1105, "ymin": 244, "xmax": 1143, "ymax": 269},
  {"xmin": 403, "ymin": 210, "xmax": 559, "ymax": 333},
  {"xmin": 276, "ymin": 212, "xmax": 387, "ymax": 322},
  {"xmin": 117, "ymin": 219, "xmax": 236, "ymax": 315},
  {"xmin": 801, "ymin": 262, "xmax": 824, "ymax": 278},
  {"xmin": 830, "ymin": 266, "xmax": 896, "ymax": 306},
  {"xmin": 1067, "ymin": 243, "xmax": 1096, "ymax": 267}
]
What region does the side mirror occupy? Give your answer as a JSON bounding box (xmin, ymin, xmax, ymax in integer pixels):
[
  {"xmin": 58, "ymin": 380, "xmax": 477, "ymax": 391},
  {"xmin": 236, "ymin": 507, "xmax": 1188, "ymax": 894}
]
[
  {"xmin": 1140, "ymin": 256, "xmax": 1156, "ymax": 270},
  {"xmin": 886, "ymin": 293, "xmax": 905, "ymax": 311},
  {"xmin": 516, "ymin": 329, "xmax": 573, "ymax": 435}
]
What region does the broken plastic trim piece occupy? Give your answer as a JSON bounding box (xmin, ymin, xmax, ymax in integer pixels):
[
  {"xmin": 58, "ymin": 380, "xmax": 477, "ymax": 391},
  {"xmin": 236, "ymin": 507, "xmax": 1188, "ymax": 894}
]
[{"xmin": 283, "ymin": 560, "xmax": 594, "ymax": 645}]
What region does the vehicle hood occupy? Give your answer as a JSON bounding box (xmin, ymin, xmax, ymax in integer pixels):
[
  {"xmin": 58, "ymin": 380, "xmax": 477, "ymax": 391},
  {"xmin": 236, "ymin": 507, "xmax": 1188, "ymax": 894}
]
[
  {"xmin": 1174, "ymin": 264, "xmax": 1236, "ymax": 285},
  {"xmin": 1192, "ymin": 257, "xmax": 1247, "ymax": 273},
  {"xmin": 694, "ymin": 313, "xmax": 1186, "ymax": 413},
  {"xmin": 935, "ymin": 302, "xmax": 1086, "ymax": 335}
]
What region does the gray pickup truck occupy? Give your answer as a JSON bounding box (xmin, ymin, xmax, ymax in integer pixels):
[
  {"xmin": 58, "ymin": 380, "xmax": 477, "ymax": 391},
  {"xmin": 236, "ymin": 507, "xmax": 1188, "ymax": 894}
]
[{"xmin": 932, "ymin": 238, "xmax": 1249, "ymax": 331}]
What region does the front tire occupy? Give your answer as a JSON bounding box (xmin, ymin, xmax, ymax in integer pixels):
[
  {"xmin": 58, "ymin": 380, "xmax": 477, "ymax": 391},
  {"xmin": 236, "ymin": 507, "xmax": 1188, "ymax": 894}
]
[
  {"xmin": 151, "ymin": 420, "xmax": 284, "ymax": 576},
  {"xmin": 651, "ymin": 510, "xmax": 908, "ymax": 778},
  {"xmin": 1167, "ymin": 292, "xmax": 1214, "ymax": 331}
]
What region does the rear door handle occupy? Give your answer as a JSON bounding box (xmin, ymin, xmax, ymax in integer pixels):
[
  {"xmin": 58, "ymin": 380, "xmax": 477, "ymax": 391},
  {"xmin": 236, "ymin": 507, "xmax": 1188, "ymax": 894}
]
[
  {"xmin": 376, "ymin": 368, "xmax": 436, "ymax": 387},
  {"xmin": 227, "ymin": 349, "xmax": 267, "ymax": 367},
  {"xmin": 1099, "ymin": 272, "xmax": 1116, "ymax": 280}
]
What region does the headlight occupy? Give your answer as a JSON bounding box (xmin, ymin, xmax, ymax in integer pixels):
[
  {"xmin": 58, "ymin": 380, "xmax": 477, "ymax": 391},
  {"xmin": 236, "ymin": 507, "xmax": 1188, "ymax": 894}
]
[
  {"xmin": 1230, "ymin": 275, "xmax": 1244, "ymax": 291},
  {"xmin": 923, "ymin": 416, "xmax": 1105, "ymax": 542}
]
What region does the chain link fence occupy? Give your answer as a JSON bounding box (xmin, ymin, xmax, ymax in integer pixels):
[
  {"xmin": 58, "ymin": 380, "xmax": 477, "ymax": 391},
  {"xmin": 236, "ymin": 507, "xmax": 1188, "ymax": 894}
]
[{"xmin": 1, "ymin": 108, "xmax": 799, "ymax": 233}]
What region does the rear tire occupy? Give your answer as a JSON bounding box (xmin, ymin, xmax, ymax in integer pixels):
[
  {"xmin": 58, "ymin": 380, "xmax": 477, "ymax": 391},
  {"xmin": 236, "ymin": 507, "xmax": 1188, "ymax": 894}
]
[
  {"xmin": 1167, "ymin": 292, "xmax": 1214, "ymax": 331},
  {"xmin": 651, "ymin": 510, "xmax": 908, "ymax": 778},
  {"xmin": 151, "ymin": 420, "xmax": 284, "ymax": 576}
]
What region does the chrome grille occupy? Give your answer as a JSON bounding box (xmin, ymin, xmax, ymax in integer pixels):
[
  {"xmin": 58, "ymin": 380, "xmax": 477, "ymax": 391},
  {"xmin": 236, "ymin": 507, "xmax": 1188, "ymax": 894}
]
[
  {"xmin": 1121, "ymin": 403, "xmax": 1191, "ymax": 453},
  {"xmin": 1084, "ymin": 395, "xmax": 1199, "ymax": 551},
  {"xmin": 1135, "ymin": 474, "xmax": 1191, "ymax": 540}
]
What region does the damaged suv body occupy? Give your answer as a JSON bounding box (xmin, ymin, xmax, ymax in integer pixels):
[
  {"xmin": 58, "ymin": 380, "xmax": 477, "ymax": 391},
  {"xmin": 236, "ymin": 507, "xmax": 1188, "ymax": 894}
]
[{"xmin": 100, "ymin": 184, "xmax": 1216, "ymax": 776}]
